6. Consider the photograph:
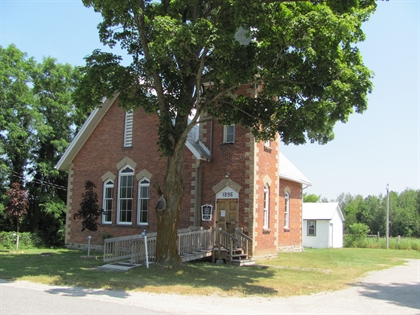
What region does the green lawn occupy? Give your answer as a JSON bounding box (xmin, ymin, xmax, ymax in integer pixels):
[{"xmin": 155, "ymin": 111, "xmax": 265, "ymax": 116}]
[{"xmin": 0, "ymin": 248, "xmax": 418, "ymax": 297}]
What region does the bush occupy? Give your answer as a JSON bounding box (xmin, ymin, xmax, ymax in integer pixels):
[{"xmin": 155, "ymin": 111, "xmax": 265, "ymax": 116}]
[
  {"xmin": 0, "ymin": 231, "xmax": 45, "ymax": 250},
  {"xmin": 344, "ymin": 235, "xmax": 420, "ymax": 250}
]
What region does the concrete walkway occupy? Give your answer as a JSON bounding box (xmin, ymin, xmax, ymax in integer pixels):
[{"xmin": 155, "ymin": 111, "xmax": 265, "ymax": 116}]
[{"xmin": 1, "ymin": 259, "xmax": 419, "ymax": 314}]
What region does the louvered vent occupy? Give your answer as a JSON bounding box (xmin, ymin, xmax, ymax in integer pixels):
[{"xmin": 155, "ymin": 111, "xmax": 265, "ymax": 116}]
[{"xmin": 124, "ymin": 111, "xmax": 133, "ymax": 147}]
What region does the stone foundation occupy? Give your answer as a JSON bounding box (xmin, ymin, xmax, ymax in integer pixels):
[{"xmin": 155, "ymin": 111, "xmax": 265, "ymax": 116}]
[
  {"xmin": 278, "ymin": 244, "xmax": 303, "ymax": 252},
  {"xmin": 65, "ymin": 243, "xmax": 104, "ymax": 253}
]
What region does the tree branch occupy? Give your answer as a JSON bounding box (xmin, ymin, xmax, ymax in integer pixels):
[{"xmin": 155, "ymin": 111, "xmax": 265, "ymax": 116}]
[{"xmin": 135, "ymin": 0, "xmax": 166, "ymax": 115}]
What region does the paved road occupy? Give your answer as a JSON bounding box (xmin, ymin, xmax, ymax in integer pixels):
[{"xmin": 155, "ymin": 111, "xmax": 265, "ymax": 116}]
[{"xmin": 1, "ymin": 259, "xmax": 419, "ymax": 315}]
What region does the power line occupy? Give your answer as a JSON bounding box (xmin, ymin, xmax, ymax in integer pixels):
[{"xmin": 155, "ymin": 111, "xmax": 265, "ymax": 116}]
[{"xmin": 11, "ymin": 171, "xmax": 67, "ymax": 191}]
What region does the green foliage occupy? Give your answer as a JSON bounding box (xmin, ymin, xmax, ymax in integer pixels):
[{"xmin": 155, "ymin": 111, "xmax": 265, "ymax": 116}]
[
  {"xmin": 303, "ymin": 193, "xmax": 321, "ymax": 203},
  {"xmin": 348, "ymin": 222, "xmax": 370, "ymax": 238},
  {"xmin": 73, "ymin": 180, "xmax": 103, "ymax": 232},
  {"xmin": 338, "ymin": 189, "xmax": 420, "ymax": 238},
  {"xmin": 0, "ymin": 44, "xmax": 83, "ymax": 247},
  {"xmin": 78, "ymin": 0, "xmax": 376, "ymax": 150},
  {"xmin": 344, "ymin": 236, "xmax": 420, "ymax": 251},
  {"xmin": 0, "ymin": 231, "xmax": 44, "ymax": 250}
]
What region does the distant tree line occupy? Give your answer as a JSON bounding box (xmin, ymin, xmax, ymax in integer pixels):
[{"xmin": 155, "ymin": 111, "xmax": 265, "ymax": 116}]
[
  {"xmin": 0, "ymin": 44, "xmax": 84, "ymax": 246},
  {"xmin": 304, "ymin": 190, "xmax": 420, "ymax": 237}
]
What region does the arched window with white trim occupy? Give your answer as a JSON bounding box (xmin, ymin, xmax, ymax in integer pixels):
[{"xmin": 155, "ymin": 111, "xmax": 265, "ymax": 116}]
[
  {"xmin": 138, "ymin": 178, "xmax": 150, "ymax": 225},
  {"xmin": 102, "ymin": 180, "xmax": 114, "ymax": 224},
  {"xmin": 263, "ymin": 185, "xmax": 269, "ymax": 229},
  {"xmin": 284, "ymin": 192, "xmax": 290, "ymax": 229},
  {"xmin": 117, "ymin": 166, "xmax": 134, "ymax": 224}
]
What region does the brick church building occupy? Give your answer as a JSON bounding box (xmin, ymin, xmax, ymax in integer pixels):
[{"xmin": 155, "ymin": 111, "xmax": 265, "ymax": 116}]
[{"xmin": 56, "ymin": 92, "xmax": 311, "ymax": 258}]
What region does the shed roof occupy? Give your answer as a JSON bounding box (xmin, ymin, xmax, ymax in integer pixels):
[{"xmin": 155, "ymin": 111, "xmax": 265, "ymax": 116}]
[
  {"xmin": 279, "ymin": 152, "xmax": 312, "ymax": 186},
  {"xmin": 302, "ymin": 202, "xmax": 345, "ymax": 221}
]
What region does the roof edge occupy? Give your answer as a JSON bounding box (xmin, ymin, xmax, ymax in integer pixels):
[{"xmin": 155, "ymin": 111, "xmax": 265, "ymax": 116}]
[{"xmin": 55, "ymin": 93, "xmax": 120, "ymax": 171}]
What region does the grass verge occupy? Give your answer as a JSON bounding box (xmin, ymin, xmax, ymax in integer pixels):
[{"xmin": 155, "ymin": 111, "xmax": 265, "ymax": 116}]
[{"xmin": 0, "ymin": 248, "xmax": 418, "ymax": 297}]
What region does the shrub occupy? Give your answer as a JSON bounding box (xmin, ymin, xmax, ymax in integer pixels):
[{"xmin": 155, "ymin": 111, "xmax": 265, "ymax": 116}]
[
  {"xmin": 344, "ymin": 235, "xmax": 420, "ymax": 250},
  {"xmin": 0, "ymin": 231, "xmax": 45, "ymax": 250}
]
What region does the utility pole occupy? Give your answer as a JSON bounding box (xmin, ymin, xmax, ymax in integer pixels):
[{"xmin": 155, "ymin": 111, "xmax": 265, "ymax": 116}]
[{"xmin": 386, "ymin": 184, "xmax": 390, "ymax": 249}]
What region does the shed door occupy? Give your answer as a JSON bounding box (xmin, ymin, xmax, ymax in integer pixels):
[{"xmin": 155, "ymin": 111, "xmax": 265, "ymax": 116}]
[
  {"xmin": 329, "ymin": 223, "xmax": 333, "ymax": 248},
  {"xmin": 216, "ymin": 199, "xmax": 238, "ymax": 234}
]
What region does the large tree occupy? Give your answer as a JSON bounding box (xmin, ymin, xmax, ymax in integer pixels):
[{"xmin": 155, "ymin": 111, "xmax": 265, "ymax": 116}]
[
  {"xmin": 0, "ymin": 45, "xmax": 83, "ymax": 246},
  {"xmin": 77, "ymin": 0, "xmax": 376, "ymax": 265},
  {"xmin": 0, "ymin": 45, "xmax": 37, "ymax": 187}
]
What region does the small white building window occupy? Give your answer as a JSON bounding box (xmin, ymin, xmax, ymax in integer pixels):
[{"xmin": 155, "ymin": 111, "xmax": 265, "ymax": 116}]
[
  {"xmin": 263, "ymin": 185, "xmax": 269, "ymax": 229},
  {"xmin": 284, "ymin": 192, "xmax": 290, "ymax": 229},
  {"xmin": 138, "ymin": 178, "xmax": 150, "ymax": 225},
  {"xmin": 124, "ymin": 111, "xmax": 133, "ymax": 147},
  {"xmin": 102, "ymin": 180, "xmax": 114, "ymax": 224},
  {"xmin": 223, "ymin": 124, "xmax": 235, "ymax": 143},
  {"xmin": 308, "ymin": 220, "xmax": 316, "ymax": 236},
  {"xmin": 117, "ymin": 166, "xmax": 134, "ymax": 224}
]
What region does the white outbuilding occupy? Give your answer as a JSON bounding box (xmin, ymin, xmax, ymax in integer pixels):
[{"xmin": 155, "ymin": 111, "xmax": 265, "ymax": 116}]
[{"xmin": 302, "ymin": 202, "xmax": 345, "ymax": 248}]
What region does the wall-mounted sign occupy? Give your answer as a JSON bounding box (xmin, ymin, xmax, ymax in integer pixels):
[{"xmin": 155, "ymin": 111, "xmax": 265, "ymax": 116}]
[
  {"xmin": 201, "ymin": 204, "xmax": 213, "ymax": 221},
  {"xmin": 216, "ymin": 187, "xmax": 239, "ymax": 199}
]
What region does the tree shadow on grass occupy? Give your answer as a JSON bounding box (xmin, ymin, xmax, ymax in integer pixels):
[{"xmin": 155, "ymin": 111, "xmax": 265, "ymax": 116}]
[
  {"xmin": 0, "ymin": 251, "xmax": 279, "ymax": 297},
  {"xmin": 45, "ymin": 286, "xmax": 131, "ymax": 299},
  {"xmin": 351, "ymin": 282, "xmax": 420, "ymax": 312}
]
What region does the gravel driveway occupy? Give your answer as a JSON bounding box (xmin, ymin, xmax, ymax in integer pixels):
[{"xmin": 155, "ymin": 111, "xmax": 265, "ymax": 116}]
[{"xmin": 1, "ymin": 259, "xmax": 419, "ymax": 314}]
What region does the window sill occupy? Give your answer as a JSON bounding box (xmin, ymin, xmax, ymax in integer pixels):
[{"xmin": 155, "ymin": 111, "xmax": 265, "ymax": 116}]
[
  {"xmin": 284, "ymin": 228, "xmax": 290, "ymax": 232},
  {"xmin": 263, "ymin": 146, "xmax": 272, "ymax": 153},
  {"xmin": 263, "ymin": 228, "xmax": 271, "ymax": 234}
]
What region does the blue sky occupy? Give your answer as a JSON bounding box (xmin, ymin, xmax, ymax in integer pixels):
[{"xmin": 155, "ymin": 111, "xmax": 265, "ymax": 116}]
[{"xmin": 1, "ymin": 0, "xmax": 419, "ymax": 200}]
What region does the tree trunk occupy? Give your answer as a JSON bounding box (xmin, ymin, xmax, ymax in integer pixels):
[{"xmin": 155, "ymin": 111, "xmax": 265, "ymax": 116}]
[
  {"xmin": 155, "ymin": 141, "xmax": 185, "ymax": 265},
  {"xmin": 16, "ymin": 218, "xmax": 19, "ymax": 252}
]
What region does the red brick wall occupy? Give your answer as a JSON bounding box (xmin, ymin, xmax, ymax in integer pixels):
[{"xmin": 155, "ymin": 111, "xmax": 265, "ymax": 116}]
[
  {"xmin": 278, "ymin": 179, "xmax": 302, "ymax": 247},
  {"xmin": 67, "ymin": 100, "xmax": 195, "ymax": 246},
  {"xmin": 66, "ymin": 91, "xmax": 304, "ymax": 256},
  {"xmin": 199, "ymin": 121, "xmax": 251, "ymax": 231},
  {"xmin": 253, "ymin": 139, "xmax": 280, "ymax": 256}
]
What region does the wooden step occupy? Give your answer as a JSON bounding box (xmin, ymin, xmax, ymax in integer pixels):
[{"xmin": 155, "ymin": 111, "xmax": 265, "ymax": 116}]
[{"xmin": 231, "ymin": 259, "xmax": 256, "ymax": 267}]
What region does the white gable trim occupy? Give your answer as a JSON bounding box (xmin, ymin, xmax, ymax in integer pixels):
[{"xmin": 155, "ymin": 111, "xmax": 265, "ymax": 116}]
[
  {"xmin": 279, "ymin": 152, "xmax": 312, "ymax": 186},
  {"xmin": 55, "ymin": 93, "xmax": 120, "ymax": 171}
]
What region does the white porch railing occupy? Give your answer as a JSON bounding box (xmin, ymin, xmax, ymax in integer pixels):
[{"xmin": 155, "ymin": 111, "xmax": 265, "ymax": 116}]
[
  {"xmin": 103, "ymin": 232, "xmax": 157, "ymax": 263},
  {"xmin": 103, "ymin": 227, "xmax": 252, "ymax": 264},
  {"xmin": 103, "ymin": 228, "xmax": 214, "ymax": 264},
  {"xmin": 178, "ymin": 228, "xmax": 214, "ymax": 256}
]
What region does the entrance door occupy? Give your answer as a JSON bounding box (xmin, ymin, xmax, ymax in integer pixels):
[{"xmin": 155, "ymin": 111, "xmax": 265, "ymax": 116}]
[
  {"xmin": 329, "ymin": 223, "xmax": 334, "ymax": 248},
  {"xmin": 216, "ymin": 199, "xmax": 238, "ymax": 234}
]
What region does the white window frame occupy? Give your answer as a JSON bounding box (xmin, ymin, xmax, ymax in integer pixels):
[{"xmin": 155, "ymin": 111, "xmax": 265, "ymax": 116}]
[
  {"xmin": 308, "ymin": 220, "xmax": 316, "ymax": 236},
  {"xmin": 124, "ymin": 111, "xmax": 133, "ymax": 147},
  {"xmin": 223, "ymin": 124, "xmax": 235, "ymax": 143},
  {"xmin": 284, "ymin": 192, "xmax": 290, "ymax": 229},
  {"xmin": 102, "ymin": 180, "xmax": 114, "ymax": 224},
  {"xmin": 117, "ymin": 166, "xmax": 134, "ymax": 225},
  {"xmin": 137, "ymin": 178, "xmax": 150, "ymax": 225},
  {"xmin": 263, "ymin": 185, "xmax": 269, "ymax": 229}
]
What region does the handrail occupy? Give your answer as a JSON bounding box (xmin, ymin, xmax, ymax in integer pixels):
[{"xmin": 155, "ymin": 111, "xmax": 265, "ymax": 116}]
[
  {"xmin": 234, "ymin": 228, "xmax": 252, "ymax": 242},
  {"xmin": 213, "ymin": 228, "xmax": 241, "ymax": 263},
  {"xmin": 104, "ymin": 228, "xmax": 212, "ymax": 264},
  {"xmin": 103, "ymin": 227, "xmax": 252, "ymax": 265},
  {"xmin": 234, "ymin": 228, "xmax": 252, "ymax": 258}
]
